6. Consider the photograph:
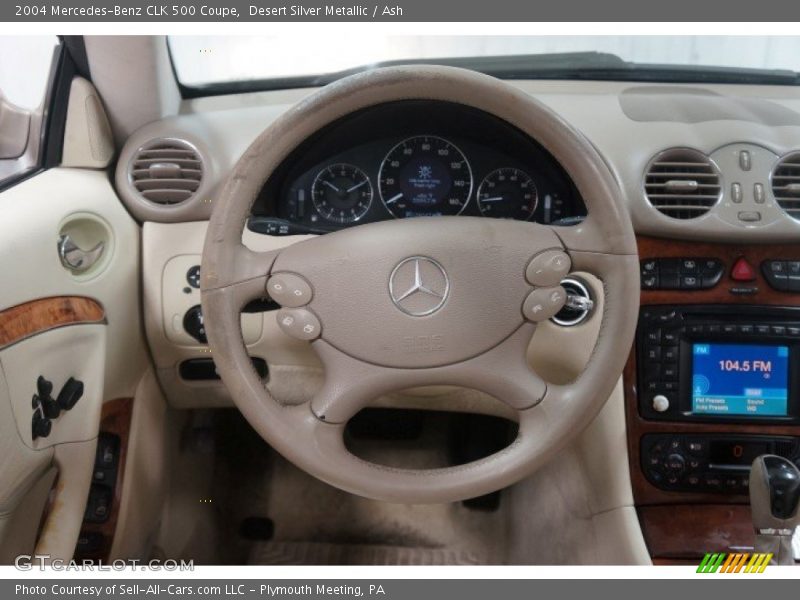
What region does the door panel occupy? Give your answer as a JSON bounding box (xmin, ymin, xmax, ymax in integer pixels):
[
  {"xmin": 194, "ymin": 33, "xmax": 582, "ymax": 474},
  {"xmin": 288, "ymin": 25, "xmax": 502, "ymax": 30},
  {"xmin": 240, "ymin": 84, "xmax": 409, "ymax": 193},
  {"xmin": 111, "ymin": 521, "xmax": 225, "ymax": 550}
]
[{"xmin": 0, "ymin": 167, "xmax": 146, "ymax": 561}]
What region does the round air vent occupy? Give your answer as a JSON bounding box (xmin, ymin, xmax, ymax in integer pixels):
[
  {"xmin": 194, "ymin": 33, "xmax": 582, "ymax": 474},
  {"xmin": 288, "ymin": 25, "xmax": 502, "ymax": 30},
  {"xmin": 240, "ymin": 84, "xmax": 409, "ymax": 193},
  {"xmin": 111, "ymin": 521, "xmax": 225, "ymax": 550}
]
[
  {"xmin": 771, "ymin": 152, "xmax": 800, "ymax": 220},
  {"xmin": 644, "ymin": 148, "xmax": 721, "ymax": 219},
  {"xmin": 128, "ymin": 139, "xmax": 203, "ymax": 205}
]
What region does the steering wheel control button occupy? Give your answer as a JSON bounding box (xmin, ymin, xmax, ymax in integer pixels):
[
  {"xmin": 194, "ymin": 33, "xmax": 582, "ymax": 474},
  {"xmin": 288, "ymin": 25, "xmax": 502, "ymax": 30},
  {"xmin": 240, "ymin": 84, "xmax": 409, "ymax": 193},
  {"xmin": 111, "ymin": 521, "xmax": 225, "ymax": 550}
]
[
  {"xmin": 522, "ymin": 286, "xmax": 567, "ymax": 322},
  {"xmin": 267, "ymin": 273, "xmax": 313, "ymax": 308},
  {"xmin": 276, "ymin": 308, "xmax": 321, "ymax": 340},
  {"xmin": 525, "ymin": 250, "xmax": 571, "ymax": 287}
]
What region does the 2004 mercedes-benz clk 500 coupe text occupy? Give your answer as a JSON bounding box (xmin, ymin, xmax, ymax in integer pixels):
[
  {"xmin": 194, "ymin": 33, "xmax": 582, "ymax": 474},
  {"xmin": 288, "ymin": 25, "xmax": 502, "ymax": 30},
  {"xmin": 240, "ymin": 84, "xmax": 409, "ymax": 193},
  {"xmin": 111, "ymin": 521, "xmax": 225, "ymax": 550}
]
[{"xmin": 1, "ymin": 34, "xmax": 800, "ymax": 567}]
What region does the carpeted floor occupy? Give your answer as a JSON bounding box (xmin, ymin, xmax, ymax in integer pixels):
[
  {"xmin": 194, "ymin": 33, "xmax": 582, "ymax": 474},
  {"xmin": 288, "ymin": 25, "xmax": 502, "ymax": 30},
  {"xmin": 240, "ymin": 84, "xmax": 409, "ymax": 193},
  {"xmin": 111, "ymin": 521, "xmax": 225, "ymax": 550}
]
[{"xmin": 208, "ymin": 410, "xmax": 509, "ymax": 565}]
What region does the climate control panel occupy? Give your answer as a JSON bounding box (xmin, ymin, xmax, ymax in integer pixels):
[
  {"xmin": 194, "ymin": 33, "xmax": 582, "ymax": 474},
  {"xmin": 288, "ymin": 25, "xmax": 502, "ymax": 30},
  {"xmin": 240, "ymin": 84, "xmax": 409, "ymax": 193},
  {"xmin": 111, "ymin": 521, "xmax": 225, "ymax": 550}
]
[{"xmin": 642, "ymin": 433, "xmax": 800, "ymax": 494}]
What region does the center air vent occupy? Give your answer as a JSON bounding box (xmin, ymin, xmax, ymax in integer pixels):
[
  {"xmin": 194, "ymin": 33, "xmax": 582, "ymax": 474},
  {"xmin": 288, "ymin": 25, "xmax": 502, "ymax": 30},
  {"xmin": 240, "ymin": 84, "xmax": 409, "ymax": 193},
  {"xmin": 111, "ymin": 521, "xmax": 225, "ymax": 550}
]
[
  {"xmin": 771, "ymin": 152, "xmax": 800, "ymax": 220},
  {"xmin": 644, "ymin": 148, "xmax": 721, "ymax": 219},
  {"xmin": 129, "ymin": 139, "xmax": 203, "ymax": 205}
]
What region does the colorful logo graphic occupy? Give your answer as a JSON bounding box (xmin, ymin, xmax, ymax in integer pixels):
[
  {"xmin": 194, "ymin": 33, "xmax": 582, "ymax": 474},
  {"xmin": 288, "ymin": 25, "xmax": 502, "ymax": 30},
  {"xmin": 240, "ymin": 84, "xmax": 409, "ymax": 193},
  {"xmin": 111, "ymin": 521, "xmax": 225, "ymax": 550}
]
[{"xmin": 697, "ymin": 552, "xmax": 772, "ymax": 573}]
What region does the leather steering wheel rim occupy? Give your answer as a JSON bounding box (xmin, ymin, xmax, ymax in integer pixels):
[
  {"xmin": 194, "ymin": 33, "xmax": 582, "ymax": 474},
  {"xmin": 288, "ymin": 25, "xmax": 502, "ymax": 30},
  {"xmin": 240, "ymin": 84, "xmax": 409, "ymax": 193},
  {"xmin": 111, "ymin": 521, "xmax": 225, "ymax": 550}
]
[{"xmin": 201, "ymin": 65, "xmax": 639, "ymax": 503}]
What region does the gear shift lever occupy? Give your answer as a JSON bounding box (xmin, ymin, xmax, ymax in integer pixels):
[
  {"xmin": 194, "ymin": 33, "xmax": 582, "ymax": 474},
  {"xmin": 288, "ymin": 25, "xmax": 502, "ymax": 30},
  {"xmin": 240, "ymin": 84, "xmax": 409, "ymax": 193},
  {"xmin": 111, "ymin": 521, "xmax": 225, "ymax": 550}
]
[{"xmin": 749, "ymin": 455, "xmax": 800, "ymax": 565}]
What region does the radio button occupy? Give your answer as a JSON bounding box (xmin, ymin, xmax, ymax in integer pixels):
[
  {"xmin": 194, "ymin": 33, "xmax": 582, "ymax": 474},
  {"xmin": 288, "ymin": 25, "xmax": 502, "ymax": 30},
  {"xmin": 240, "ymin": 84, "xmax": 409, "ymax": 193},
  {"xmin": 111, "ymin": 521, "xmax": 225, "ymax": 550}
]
[
  {"xmin": 663, "ymin": 365, "xmax": 678, "ymax": 380},
  {"xmin": 722, "ymin": 324, "xmax": 737, "ymax": 334},
  {"xmin": 662, "ymin": 382, "xmax": 677, "ymax": 392},
  {"xmin": 738, "ymin": 324, "xmax": 754, "ymax": 334},
  {"xmin": 645, "ymin": 347, "xmax": 662, "ymax": 361},
  {"xmin": 707, "ymin": 324, "xmax": 721, "ymax": 333},
  {"xmin": 645, "ymin": 329, "xmax": 661, "ymax": 344},
  {"xmin": 688, "ymin": 324, "xmax": 704, "ymax": 335},
  {"xmin": 756, "ymin": 324, "xmax": 771, "ymax": 335},
  {"xmin": 772, "ymin": 325, "xmax": 787, "ymax": 335},
  {"xmin": 688, "ymin": 459, "xmax": 702, "ymax": 470},
  {"xmin": 686, "ymin": 475, "xmax": 701, "ymax": 488},
  {"xmin": 652, "ymin": 394, "xmax": 670, "ymax": 413},
  {"xmin": 662, "ymin": 347, "xmax": 678, "ymax": 362},
  {"xmin": 662, "ymin": 330, "xmax": 679, "ymax": 344},
  {"xmin": 703, "ymin": 474, "xmax": 723, "ymax": 490},
  {"xmin": 657, "ymin": 310, "xmax": 678, "ymax": 323},
  {"xmin": 788, "ymin": 326, "xmax": 800, "ymax": 336}
]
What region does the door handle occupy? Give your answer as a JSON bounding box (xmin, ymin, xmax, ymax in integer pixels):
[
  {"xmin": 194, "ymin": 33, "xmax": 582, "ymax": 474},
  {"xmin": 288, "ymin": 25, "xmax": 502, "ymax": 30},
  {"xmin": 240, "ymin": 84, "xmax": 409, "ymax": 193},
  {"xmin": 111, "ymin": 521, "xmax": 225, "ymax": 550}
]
[{"xmin": 58, "ymin": 234, "xmax": 105, "ymax": 272}]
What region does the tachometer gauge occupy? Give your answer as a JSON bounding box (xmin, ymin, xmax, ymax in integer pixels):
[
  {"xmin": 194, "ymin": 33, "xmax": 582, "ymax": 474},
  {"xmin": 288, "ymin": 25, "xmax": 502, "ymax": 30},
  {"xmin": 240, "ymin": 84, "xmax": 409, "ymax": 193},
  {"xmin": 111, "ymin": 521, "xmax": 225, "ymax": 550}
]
[
  {"xmin": 311, "ymin": 163, "xmax": 373, "ymax": 224},
  {"xmin": 477, "ymin": 168, "xmax": 538, "ymax": 220},
  {"xmin": 379, "ymin": 135, "xmax": 473, "ymax": 218}
]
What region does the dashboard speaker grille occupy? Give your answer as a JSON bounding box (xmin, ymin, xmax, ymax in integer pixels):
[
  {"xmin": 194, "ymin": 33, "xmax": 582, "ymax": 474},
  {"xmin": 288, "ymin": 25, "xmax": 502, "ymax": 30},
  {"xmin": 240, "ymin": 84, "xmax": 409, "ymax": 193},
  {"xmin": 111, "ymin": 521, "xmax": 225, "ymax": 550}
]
[
  {"xmin": 129, "ymin": 139, "xmax": 203, "ymax": 205},
  {"xmin": 644, "ymin": 149, "xmax": 721, "ymax": 219},
  {"xmin": 771, "ymin": 152, "xmax": 800, "ymax": 220}
]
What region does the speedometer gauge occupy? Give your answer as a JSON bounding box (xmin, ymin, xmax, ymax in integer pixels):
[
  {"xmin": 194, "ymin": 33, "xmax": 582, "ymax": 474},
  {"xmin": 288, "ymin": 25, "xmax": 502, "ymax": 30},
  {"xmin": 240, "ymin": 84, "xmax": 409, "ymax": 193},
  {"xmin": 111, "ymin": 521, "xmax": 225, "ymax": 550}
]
[
  {"xmin": 379, "ymin": 135, "xmax": 473, "ymax": 218},
  {"xmin": 477, "ymin": 168, "xmax": 538, "ymax": 220},
  {"xmin": 311, "ymin": 163, "xmax": 373, "ymax": 224}
]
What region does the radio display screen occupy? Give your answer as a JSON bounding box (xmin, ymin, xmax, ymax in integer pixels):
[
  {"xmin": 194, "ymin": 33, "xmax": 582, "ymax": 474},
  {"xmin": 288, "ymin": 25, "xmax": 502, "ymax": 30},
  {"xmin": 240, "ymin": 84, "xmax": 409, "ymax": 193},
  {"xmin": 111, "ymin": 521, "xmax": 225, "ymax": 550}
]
[{"xmin": 692, "ymin": 343, "xmax": 790, "ymax": 417}]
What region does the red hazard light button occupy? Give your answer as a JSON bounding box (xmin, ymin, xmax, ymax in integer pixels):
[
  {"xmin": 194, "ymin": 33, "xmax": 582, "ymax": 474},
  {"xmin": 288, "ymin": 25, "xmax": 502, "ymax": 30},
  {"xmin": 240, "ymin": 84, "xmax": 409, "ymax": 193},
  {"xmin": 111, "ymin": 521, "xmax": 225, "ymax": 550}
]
[{"xmin": 731, "ymin": 257, "xmax": 756, "ymax": 282}]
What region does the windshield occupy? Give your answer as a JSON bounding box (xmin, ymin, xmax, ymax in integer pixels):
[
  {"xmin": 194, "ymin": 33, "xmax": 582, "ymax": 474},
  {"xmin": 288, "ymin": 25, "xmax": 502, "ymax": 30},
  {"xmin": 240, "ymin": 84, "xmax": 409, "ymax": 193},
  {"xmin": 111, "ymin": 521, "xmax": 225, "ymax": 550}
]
[{"xmin": 169, "ymin": 35, "xmax": 800, "ymax": 92}]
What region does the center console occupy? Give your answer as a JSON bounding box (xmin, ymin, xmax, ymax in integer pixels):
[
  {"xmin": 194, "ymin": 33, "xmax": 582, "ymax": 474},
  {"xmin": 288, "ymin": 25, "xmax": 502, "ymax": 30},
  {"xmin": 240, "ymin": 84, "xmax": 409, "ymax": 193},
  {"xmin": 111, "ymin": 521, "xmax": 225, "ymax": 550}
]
[{"xmin": 627, "ymin": 237, "xmax": 800, "ymax": 563}]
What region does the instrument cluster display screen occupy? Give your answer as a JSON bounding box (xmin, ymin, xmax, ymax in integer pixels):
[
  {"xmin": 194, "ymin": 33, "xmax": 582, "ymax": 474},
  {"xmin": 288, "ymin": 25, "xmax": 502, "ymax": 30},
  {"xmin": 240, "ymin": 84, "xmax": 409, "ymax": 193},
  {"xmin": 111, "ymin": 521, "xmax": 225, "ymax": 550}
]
[{"xmin": 692, "ymin": 343, "xmax": 790, "ymax": 417}]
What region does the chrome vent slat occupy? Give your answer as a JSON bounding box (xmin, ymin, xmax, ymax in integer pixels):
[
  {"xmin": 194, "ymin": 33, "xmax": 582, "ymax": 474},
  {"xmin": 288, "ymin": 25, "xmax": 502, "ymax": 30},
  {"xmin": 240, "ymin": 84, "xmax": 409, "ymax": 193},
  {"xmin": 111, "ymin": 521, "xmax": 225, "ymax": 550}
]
[
  {"xmin": 646, "ymin": 172, "xmax": 719, "ymax": 179},
  {"xmin": 772, "ymin": 152, "xmax": 800, "ymax": 220},
  {"xmin": 644, "ymin": 149, "xmax": 721, "ymax": 220},
  {"xmin": 644, "ymin": 194, "xmax": 721, "ymax": 200},
  {"xmin": 134, "ymin": 179, "xmax": 201, "ymax": 192},
  {"xmin": 129, "ymin": 139, "xmax": 203, "ymax": 206}
]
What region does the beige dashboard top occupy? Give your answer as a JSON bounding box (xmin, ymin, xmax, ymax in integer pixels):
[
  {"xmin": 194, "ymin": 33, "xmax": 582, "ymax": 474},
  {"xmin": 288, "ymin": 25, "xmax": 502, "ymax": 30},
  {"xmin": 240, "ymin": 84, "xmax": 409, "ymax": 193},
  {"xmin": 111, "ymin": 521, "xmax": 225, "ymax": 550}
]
[{"xmin": 115, "ymin": 78, "xmax": 800, "ymax": 241}]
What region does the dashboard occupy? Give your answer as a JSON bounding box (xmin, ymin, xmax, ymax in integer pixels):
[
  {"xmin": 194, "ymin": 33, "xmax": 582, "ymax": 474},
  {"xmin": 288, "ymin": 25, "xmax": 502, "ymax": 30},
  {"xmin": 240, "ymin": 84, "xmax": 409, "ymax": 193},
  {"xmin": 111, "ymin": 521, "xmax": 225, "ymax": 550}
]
[
  {"xmin": 250, "ymin": 101, "xmax": 586, "ymax": 233},
  {"xmin": 113, "ymin": 78, "xmax": 800, "ymax": 564}
]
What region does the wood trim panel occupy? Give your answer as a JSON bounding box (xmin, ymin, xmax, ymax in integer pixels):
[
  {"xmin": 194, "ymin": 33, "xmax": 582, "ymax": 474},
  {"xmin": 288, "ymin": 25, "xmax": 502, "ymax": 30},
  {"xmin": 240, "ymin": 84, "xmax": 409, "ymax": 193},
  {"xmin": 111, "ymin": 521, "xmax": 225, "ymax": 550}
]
[
  {"xmin": 636, "ymin": 236, "xmax": 800, "ymax": 307},
  {"xmin": 0, "ymin": 296, "xmax": 105, "ymax": 350},
  {"xmin": 628, "ymin": 236, "xmax": 800, "ymax": 559},
  {"xmin": 74, "ymin": 397, "xmax": 133, "ymax": 562},
  {"xmin": 639, "ymin": 505, "xmax": 755, "ymax": 560}
]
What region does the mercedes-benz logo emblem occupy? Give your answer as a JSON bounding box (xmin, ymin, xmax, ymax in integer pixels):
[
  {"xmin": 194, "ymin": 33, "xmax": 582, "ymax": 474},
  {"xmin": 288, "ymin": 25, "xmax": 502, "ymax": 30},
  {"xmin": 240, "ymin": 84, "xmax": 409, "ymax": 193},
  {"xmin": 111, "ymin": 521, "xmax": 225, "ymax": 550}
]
[{"xmin": 389, "ymin": 256, "xmax": 449, "ymax": 316}]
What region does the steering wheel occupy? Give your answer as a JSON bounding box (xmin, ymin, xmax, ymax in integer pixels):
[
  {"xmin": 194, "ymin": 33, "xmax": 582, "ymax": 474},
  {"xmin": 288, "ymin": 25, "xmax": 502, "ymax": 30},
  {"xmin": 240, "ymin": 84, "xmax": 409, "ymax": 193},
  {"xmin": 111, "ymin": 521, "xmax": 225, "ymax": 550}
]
[{"xmin": 201, "ymin": 66, "xmax": 639, "ymax": 504}]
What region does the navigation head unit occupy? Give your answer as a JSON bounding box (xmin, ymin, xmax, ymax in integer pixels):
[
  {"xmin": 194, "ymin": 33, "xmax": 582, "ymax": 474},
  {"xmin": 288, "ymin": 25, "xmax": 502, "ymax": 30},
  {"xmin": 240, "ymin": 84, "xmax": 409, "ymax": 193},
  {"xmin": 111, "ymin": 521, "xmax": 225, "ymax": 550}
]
[{"xmin": 637, "ymin": 306, "xmax": 800, "ymax": 423}]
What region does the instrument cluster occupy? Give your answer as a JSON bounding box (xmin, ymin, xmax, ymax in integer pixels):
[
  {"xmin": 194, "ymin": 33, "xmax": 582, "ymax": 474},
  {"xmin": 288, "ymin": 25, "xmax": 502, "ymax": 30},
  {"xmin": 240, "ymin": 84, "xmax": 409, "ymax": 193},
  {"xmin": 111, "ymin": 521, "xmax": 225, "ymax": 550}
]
[{"xmin": 252, "ymin": 101, "xmax": 586, "ymax": 232}]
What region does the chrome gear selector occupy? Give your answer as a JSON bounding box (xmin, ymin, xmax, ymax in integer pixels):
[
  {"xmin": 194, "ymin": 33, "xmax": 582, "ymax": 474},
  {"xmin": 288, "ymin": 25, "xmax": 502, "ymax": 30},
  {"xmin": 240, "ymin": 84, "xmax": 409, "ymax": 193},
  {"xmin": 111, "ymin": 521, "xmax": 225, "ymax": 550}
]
[{"xmin": 749, "ymin": 455, "xmax": 800, "ymax": 565}]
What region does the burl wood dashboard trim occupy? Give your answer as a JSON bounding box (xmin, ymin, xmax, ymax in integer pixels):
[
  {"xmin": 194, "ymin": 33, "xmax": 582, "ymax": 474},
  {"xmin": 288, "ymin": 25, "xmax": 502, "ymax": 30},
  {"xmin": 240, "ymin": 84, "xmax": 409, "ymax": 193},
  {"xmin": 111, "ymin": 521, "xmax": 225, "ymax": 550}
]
[
  {"xmin": 0, "ymin": 296, "xmax": 106, "ymax": 350},
  {"xmin": 628, "ymin": 236, "xmax": 800, "ymax": 558}
]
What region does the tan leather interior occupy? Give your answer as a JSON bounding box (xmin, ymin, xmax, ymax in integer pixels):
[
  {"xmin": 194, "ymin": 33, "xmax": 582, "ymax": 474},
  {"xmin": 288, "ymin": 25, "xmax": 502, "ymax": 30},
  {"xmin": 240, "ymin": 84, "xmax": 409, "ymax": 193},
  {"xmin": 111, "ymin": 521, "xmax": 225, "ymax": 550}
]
[{"xmin": 6, "ymin": 35, "xmax": 799, "ymax": 567}]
